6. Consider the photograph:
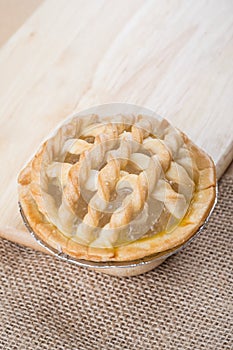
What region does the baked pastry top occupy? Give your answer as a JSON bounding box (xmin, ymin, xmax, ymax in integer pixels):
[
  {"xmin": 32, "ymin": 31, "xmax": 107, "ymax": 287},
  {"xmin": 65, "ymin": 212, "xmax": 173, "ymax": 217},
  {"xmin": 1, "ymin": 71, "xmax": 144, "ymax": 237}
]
[{"xmin": 18, "ymin": 114, "xmax": 216, "ymax": 261}]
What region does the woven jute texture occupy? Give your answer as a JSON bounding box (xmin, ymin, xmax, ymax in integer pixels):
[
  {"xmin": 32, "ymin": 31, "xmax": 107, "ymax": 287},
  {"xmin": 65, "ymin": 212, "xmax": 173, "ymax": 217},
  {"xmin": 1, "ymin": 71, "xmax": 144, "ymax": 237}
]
[{"xmin": 0, "ymin": 176, "xmax": 232, "ymax": 350}]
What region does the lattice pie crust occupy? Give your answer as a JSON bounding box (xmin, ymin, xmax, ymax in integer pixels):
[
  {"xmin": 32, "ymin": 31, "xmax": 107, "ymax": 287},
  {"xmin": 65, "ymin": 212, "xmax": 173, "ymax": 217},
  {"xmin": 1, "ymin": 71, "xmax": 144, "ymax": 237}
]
[{"xmin": 18, "ymin": 114, "xmax": 216, "ymax": 261}]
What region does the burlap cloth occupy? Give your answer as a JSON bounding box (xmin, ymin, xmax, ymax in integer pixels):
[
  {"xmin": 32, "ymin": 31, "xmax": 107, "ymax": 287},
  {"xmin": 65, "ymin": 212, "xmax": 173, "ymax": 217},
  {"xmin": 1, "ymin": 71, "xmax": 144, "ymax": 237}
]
[{"xmin": 0, "ymin": 176, "xmax": 232, "ymax": 350}]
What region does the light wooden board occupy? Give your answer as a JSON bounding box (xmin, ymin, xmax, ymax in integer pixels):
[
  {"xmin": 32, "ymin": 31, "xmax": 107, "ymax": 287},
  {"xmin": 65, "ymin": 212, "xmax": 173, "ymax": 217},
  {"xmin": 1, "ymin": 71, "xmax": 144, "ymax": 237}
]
[
  {"xmin": 0, "ymin": 0, "xmax": 43, "ymax": 47},
  {"xmin": 0, "ymin": 0, "xmax": 233, "ymax": 252}
]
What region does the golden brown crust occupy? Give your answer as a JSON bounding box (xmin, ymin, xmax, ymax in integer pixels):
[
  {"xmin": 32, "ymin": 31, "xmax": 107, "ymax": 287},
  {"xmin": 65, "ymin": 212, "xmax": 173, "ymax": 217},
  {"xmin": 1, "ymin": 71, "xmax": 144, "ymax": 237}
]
[
  {"xmin": 18, "ymin": 119, "xmax": 216, "ymax": 262},
  {"xmin": 18, "ymin": 161, "xmax": 32, "ymax": 186}
]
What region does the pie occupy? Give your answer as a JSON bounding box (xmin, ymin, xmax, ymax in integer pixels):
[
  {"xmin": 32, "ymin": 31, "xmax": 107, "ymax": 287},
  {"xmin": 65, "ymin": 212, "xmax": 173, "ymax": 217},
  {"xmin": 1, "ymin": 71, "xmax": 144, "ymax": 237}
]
[{"xmin": 18, "ymin": 113, "xmax": 216, "ymax": 261}]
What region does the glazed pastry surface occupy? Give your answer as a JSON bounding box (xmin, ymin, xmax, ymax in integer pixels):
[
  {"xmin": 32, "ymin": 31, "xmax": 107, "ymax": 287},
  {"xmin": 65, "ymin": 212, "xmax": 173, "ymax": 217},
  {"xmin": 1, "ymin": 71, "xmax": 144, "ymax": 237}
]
[{"xmin": 18, "ymin": 114, "xmax": 216, "ymax": 261}]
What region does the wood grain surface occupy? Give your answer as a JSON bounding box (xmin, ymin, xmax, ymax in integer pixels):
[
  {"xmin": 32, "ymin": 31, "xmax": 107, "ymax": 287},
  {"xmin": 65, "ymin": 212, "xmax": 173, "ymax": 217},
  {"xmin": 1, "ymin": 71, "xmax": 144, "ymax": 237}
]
[
  {"xmin": 0, "ymin": 0, "xmax": 43, "ymax": 47},
  {"xmin": 0, "ymin": 0, "xmax": 233, "ymax": 252}
]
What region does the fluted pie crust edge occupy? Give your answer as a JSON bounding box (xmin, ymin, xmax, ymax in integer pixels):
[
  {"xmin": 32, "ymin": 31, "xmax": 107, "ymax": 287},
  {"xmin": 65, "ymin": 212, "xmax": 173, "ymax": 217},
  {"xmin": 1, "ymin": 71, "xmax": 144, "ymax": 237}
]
[{"xmin": 18, "ymin": 129, "xmax": 216, "ymax": 262}]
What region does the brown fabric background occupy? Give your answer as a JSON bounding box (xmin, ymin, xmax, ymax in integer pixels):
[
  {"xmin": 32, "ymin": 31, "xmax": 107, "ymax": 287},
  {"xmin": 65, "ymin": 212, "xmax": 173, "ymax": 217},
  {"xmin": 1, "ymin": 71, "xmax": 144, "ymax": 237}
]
[{"xmin": 0, "ymin": 176, "xmax": 232, "ymax": 350}]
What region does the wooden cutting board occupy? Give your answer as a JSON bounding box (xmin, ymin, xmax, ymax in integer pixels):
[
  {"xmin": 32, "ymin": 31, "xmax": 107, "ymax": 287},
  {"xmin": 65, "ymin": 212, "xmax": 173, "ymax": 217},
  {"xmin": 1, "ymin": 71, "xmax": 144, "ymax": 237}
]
[{"xmin": 0, "ymin": 0, "xmax": 233, "ymax": 253}]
